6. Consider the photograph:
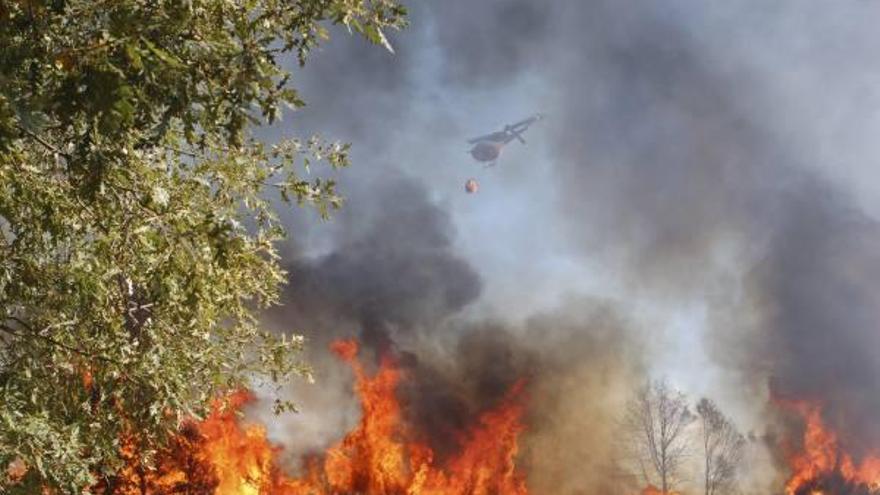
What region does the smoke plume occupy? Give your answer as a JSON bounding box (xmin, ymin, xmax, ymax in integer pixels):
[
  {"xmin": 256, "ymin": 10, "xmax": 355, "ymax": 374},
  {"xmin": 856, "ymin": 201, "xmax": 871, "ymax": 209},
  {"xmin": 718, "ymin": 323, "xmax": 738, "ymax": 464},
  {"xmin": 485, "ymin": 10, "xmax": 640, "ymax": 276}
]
[{"xmin": 255, "ymin": 1, "xmax": 880, "ymax": 492}]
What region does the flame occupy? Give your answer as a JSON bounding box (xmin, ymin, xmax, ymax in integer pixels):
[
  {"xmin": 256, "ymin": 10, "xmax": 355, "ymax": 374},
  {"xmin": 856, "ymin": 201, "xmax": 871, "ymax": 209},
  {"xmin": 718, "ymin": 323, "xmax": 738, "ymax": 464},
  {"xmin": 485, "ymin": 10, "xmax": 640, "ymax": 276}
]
[
  {"xmin": 782, "ymin": 400, "xmax": 880, "ymax": 494},
  {"xmin": 103, "ymin": 339, "xmax": 529, "ymax": 494}
]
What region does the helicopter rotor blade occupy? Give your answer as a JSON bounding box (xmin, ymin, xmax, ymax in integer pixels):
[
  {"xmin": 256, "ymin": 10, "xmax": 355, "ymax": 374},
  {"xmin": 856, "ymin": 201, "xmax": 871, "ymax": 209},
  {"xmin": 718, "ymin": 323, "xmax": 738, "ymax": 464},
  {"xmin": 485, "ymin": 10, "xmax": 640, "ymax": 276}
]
[
  {"xmin": 467, "ymin": 133, "xmax": 495, "ymax": 144},
  {"xmin": 505, "ymin": 129, "xmax": 526, "ymax": 144},
  {"xmin": 507, "ymin": 114, "xmax": 542, "ymax": 130}
]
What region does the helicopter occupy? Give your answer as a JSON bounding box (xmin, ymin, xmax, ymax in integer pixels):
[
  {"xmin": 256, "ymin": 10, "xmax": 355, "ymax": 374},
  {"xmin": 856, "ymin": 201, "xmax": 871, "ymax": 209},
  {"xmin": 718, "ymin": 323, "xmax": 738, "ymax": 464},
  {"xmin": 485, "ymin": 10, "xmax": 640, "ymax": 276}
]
[{"xmin": 467, "ymin": 113, "xmax": 544, "ymax": 166}]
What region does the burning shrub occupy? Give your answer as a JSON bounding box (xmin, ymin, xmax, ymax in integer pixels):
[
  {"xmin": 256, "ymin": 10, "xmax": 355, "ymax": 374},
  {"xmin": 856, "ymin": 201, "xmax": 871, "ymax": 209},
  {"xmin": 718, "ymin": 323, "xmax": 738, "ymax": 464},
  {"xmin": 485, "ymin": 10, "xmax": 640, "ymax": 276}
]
[{"xmin": 98, "ymin": 339, "xmax": 529, "ymax": 495}]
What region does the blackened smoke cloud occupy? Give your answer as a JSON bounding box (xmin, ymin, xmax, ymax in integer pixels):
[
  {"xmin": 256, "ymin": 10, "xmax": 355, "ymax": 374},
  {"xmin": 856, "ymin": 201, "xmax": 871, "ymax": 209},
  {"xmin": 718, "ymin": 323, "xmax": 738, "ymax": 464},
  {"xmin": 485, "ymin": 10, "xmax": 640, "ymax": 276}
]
[
  {"xmin": 278, "ymin": 175, "xmax": 482, "ymax": 351},
  {"xmin": 263, "ymin": 174, "xmax": 641, "ymax": 494},
  {"xmin": 538, "ymin": 0, "xmax": 880, "ymax": 464},
  {"xmin": 259, "ymin": 0, "xmax": 880, "ymax": 490}
]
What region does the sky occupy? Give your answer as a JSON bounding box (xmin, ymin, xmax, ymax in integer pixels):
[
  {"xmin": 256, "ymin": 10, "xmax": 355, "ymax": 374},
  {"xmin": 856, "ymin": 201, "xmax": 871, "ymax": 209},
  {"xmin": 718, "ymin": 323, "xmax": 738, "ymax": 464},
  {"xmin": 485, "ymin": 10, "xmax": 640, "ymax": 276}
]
[{"xmin": 251, "ymin": 2, "xmax": 880, "ymax": 491}]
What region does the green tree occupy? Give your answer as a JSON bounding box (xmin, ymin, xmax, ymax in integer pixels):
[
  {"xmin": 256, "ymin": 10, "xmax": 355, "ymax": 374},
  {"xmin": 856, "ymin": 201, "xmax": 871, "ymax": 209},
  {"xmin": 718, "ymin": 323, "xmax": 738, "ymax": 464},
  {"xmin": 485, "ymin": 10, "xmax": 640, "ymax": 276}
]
[{"xmin": 0, "ymin": 1, "xmax": 405, "ymax": 492}]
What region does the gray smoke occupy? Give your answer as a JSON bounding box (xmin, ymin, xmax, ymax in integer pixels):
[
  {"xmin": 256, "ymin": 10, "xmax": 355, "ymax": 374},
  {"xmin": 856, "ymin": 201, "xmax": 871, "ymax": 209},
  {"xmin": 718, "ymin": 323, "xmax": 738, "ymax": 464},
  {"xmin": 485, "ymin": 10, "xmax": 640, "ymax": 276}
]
[
  {"xmin": 538, "ymin": 0, "xmax": 880, "ymax": 470},
  {"xmin": 277, "ymin": 174, "xmax": 482, "ymax": 351},
  {"xmin": 421, "ymin": 1, "xmax": 552, "ymax": 88},
  {"xmin": 399, "ymin": 299, "xmax": 643, "ymax": 494},
  {"xmin": 260, "ymin": 173, "xmax": 488, "ymax": 464},
  {"xmin": 254, "ymin": 1, "xmax": 880, "ymax": 491},
  {"xmin": 745, "ymin": 179, "xmax": 880, "ymax": 459},
  {"xmin": 526, "ymin": 3, "xmax": 880, "ymax": 479},
  {"xmin": 260, "ymin": 174, "xmax": 642, "ymax": 495}
]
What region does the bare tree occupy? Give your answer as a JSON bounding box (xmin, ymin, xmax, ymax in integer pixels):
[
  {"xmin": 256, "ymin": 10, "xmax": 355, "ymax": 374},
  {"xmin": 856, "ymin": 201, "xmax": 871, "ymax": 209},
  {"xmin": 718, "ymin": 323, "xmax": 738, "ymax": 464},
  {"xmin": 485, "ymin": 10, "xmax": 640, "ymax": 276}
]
[
  {"xmin": 696, "ymin": 398, "xmax": 746, "ymax": 495},
  {"xmin": 622, "ymin": 380, "xmax": 694, "ymax": 493}
]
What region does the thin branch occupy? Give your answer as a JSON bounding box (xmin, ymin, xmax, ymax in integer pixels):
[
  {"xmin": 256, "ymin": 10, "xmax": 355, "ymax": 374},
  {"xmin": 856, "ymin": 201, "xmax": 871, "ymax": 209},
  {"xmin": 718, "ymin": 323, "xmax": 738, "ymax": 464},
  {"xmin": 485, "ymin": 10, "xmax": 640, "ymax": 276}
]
[
  {"xmin": 164, "ymin": 145, "xmax": 206, "ymax": 160},
  {"xmin": 0, "ymin": 318, "xmax": 119, "ymax": 365},
  {"xmin": 17, "ymin": 125, "xmax": 71, "ymax": 160}
]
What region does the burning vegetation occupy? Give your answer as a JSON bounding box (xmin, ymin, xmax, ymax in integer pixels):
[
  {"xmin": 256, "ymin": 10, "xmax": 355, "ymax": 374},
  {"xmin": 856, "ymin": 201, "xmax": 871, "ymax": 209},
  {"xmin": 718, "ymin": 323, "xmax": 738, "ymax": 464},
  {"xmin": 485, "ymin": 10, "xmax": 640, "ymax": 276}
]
[
  {"xmin": 8, "ymin": 334, "xmax": 875, "ymax": 495},
  {"xmin": 93, "ymin": 339, "xmax": 527, "ymax": 495},
  {"xmin": 781, "ymin": 401, "xmax": 880, "ymax": 495},
  {"xmin": 10, "ymin": 335, "xmax": 880, "ymax": 495}
]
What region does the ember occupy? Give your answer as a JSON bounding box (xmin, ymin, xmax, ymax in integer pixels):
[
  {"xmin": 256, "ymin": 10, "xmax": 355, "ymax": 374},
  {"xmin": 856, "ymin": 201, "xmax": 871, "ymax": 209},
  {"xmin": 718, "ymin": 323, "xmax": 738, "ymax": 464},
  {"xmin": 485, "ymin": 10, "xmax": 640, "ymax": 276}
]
[{"xmin": 104, "ymin": 339, "xmax": 528, "ymax": 494}]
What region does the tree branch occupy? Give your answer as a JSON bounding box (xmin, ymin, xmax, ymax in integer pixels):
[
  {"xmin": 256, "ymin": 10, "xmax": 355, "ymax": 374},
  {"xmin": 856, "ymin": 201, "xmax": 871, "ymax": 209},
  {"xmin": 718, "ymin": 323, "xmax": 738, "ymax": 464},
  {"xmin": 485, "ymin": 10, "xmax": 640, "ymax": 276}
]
[
  {"xmin": 0, "ymin": 317, "xmax": 119, "ymax": 364},
  {"xmin": 17, "ymin": 125, "xmax": 70, "ymax": 160}
]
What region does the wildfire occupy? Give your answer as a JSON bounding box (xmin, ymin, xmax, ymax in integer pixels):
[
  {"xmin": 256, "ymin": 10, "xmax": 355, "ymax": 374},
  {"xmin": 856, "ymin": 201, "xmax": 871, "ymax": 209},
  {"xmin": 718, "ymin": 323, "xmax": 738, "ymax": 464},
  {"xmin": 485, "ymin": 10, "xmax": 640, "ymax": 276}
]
[
  {"xmin": 782, "ymin": 401, "xmax": 880, "ymax": 495},
  {"xmin": 103, "ymin": 339, "xmax": 529, "ymax": 494}
]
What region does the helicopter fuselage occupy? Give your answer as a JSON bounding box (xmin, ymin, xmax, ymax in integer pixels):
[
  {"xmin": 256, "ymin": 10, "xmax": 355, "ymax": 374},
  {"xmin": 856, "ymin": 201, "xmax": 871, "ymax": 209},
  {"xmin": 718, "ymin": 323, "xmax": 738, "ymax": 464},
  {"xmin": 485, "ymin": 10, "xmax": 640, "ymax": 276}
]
[
  {"xmin": 469, "ymin": 141, "xmax": 504, "ymax": 162},
  {"xmin": 466, "ymin": 114, "xmax": 543, "ymax": 164}
]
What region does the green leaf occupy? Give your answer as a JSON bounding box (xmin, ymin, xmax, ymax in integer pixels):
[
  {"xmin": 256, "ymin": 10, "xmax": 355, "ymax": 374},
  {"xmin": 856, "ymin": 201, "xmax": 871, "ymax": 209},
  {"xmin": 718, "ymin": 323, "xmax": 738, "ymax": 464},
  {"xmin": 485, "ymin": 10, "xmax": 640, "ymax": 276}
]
[{"xmin": 0, "ymin": 1, "xmax": 407, "ymax": 491}]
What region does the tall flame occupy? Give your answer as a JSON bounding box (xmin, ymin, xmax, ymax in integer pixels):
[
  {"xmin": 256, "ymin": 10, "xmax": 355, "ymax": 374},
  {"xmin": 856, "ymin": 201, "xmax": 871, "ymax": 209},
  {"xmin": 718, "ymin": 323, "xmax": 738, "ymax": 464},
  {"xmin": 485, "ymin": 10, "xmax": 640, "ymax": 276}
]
[
  {"xmin": 782, "ymin": 400, "xmax": 880, "ymax": 494},
  {"xmin": 103, "ymin": 339, "xmax": 529, "ymax": 494}
]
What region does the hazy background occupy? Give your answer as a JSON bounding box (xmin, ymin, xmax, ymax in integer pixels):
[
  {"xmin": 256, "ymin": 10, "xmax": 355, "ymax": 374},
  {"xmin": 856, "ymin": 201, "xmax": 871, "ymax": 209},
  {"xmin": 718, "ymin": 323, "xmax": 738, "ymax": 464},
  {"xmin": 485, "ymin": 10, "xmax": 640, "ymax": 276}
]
[{"xmin": 248, "ymin": 2, "xmax": 880, "ymax": 492}]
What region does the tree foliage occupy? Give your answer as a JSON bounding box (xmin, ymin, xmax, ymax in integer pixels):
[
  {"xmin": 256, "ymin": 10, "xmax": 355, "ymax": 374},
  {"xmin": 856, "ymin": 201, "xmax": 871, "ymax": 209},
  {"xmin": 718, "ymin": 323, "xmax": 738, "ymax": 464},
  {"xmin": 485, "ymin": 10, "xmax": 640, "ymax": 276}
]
[{"xmin": 0, "ymin": 0, "xmax": 405, "ymax": 491}]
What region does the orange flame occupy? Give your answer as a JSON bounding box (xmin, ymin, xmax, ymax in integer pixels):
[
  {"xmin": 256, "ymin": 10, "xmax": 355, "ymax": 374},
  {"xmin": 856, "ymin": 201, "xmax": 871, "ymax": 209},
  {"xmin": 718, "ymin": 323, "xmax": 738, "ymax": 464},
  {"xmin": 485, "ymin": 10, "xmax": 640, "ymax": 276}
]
[
  {"xmin": 290, "ymin": 338, "xmax": 529, "ymax": 494},
  {"xmin": 104, "ymin": 339, "xmax": 529, "ymax": 494},
  {"xmin": 782, "ymin": 400, "xmax": 880, "ymax": 494}
]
